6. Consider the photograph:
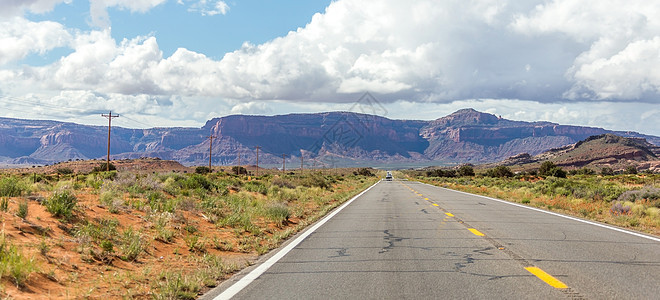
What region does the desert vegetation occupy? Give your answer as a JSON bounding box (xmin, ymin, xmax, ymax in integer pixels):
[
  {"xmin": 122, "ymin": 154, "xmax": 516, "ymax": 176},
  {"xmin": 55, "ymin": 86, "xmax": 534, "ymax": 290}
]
[
  {"xmin": 0, "ymin": 164, "xmax": 378, "ymax": 299},
  {"xmin": 407, "ymin": 166, "xmax": 660, "ymax": 235}
]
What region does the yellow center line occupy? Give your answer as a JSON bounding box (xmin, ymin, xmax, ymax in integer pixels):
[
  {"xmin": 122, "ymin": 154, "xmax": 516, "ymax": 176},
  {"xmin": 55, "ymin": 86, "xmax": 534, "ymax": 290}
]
[
  {"xmin": 445, "ymin": 212, "xmax": 454, "ymax": 217},
  {"xmin": 424, "ymin": 197, "xmax": 429, "ymax": 200},
  {"xmin": 525, "ymin": 267, "xmax": 568, "ymax": 289},
  {"xmin": 467, "ymin": 228, "xmax": 485, "ymax": 236},
  {"xmin": 432, "ymin": 203, "xmax": 439, "ymax": 207}
]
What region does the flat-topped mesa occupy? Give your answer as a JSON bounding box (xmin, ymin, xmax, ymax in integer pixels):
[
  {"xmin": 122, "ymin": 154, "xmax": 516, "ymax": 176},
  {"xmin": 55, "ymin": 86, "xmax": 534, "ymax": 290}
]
[{"xmin": 0, "ymin": 111, "xmax": 658, "ymax": 166}]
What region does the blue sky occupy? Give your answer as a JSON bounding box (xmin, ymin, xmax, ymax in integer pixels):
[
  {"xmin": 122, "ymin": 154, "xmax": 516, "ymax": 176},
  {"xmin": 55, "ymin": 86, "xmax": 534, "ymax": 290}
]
[
  {"xmin": 23, "ymin": 0, "xmax": 332, "ymax": 63},
  {"xmin": 1, "ymin": 0, "xmax": 659, "ymax": 135}
]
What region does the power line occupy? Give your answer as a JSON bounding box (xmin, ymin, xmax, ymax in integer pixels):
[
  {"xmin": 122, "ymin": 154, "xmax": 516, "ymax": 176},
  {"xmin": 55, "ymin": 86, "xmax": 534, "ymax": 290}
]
[{"xmin": 0, "ymin": 95, "xmax": 157, "ymax": 129}]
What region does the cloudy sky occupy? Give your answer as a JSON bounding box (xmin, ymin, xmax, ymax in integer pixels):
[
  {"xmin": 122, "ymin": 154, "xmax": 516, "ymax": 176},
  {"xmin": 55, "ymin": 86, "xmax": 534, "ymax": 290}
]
[{"xmin": 1, "ymin": 0, "xmax": 659, "ymax": 135}]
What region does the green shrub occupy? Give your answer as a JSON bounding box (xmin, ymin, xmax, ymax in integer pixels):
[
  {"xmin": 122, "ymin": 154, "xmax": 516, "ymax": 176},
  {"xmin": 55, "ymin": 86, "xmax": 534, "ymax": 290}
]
[
  {"xmin": 16, "ymin": 200, "xmax": 28, "ymax": 219},
  {"xmin": 601, "ymin": 167, "xmax": 614, "ymax": 176},
  {"xmin": 569, "ymin": 168, "xmax": 596, "ymax": 175},
  {"xmin": 119, "ymin": 227, "xmax": 145, "ymax": 262},
  {"xmin": 300, "ymin": 174, "xmax": 331, "ymax": 189},
  {"xmin": 155, "ymin": 272, "xmax": 199, "ymax": 300},
  {"xmin": 1, "ymin": 197, "xmax": 9, "ymax": 212},
  {"xmin": 625, "ymin": 166, "xmax": 638, "ymax": 174},
  {"xmin": 426, "ymin": 169, "xmax": 457, "ymax": 177},
  {"xmin": 485, "ymin": 166, "xmax": 513, "ymax": 178},
  {"xmin": 0, "ymin": 234, "xmax": 37, "ymax": 287},
  {"xmin": 243, "ymin": 181, "xmax": 268, "ymax": 195},
  {"xmin": 44, "ymin": 189, "xmax": 77, "ymax": 221},
  {"xmin": 232, "ymin": 166, "xmax": 247, "ymax": 175},
  {"xmin": 195, "ymin": 166, "xmax": 211, "ymax": 174},
  {"xmin": 92, "ymin": 162, "xmax": 116, "ymax": 172},
  {"xmin": 265, "ymin": 203, "xmax": 290, "ymax": 225},
  {"xmin": 0, "ymin": 176, "xmax": 28, "ymax": 197},
  {"xmin": 56, "ymin": 167, "xmax": 74, "ymax": 175},
  {"xmin": 354, "ymin": 168, "xmax": 374, "ymax": 176},
  {"xmin": 538, "ymin": 161, "xmax": 556, "ymax": 177},
  {"xmin": 457, "ymin": 165, "xmax": 475, "ymax": 177},
  {"xmin": 100, "ymin": 190, "xmax": 122, "ymax": 213}
]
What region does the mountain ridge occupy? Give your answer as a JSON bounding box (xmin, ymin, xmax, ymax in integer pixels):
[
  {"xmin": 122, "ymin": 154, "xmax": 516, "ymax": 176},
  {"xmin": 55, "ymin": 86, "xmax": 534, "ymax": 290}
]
[{"xmin": 0, "ymin": 110, "xmax": 658, "ymax": 167}]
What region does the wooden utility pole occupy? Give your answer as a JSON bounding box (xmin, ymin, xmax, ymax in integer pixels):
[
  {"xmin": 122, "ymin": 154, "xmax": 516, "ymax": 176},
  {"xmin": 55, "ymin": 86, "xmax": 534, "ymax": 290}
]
[
  {"xmin": 300, "ymin": 155, "xmax": 304, "ymax": 174},
  {"xmin": 237, "ymin": 151, "xmax": 242, "ymax": 175},
  {"xmin": 101, "ymin": 111, "xmax": 119, "ymax": 171},
  {"xmin": 254, "ymin": 146, "xmax": 261, "ymax": 177},
  {"xmin": 207, "ymin": 136, "xmax": 216, "ymax": 171},
  {"xmin": 282, "ymin": 154, "xmax": 287, "ymax": 173}
]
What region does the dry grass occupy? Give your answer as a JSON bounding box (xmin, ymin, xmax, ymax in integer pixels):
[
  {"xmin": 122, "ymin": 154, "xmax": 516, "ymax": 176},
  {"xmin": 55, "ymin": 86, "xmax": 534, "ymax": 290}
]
[{"xmin": 0, "ymin": 163, "xmax": 378, "ymax": 299}]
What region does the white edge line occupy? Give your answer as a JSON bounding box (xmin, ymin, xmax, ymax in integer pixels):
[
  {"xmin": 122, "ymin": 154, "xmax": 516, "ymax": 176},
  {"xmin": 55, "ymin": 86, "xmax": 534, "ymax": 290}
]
[
  {"xmin": 418, "ymin": 182, "xmax": 660, "ymax": 243},
  {"xmin": 214, "ymin": 180, "xmax": 382, "ymax": 300}
]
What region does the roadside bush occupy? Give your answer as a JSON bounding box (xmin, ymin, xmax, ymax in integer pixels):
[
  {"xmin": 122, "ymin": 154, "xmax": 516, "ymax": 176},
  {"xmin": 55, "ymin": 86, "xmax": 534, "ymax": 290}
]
[
  {"xmin": 231, "ymin": 166, "xmax": 247, "ymax": 175},
  {"xmin": 624, "ymin": 166, "xmax": 638, "ymax": 174},
  {"xmin": 457, "ymin": 165, "xmax": 475, "ymax": 177},
  {"xmin": 243, "ymin": 181, "xmax": 268, "ymax": 195},
  {"xmin": 426, "ymin": 169, "xmax": 457, "ymax": 177},
  {"xmin": 601, "ymin": 167, "xmax": 614, "ymax": 176},
  {"xmin": 538, "ymin": 161, "xmax": 566, "ymax": 178},
  {"xmin": 119, "ymin": 227, "xmax": 145, "ymax": 262},
  {"xmin": 195, "ymin": 166, "xmax": 211, "ymax": 174},
  {"xmin": 183, "ymin": 174, "xmax": 214, "ymax": 191},
  {"xmin": 56, "ymin": 167, "xmax": 74, "ymax": 175},
  {"xmin": 485, "ymin": 166, "xmax": 513, "ymax": 178},
  {"xmin": 354, "ymin": 168, "xmax": 374, "ymax": 176},
  {"xmin": 300, "ymin": 173, "xmax": 331, "ymax": 189},
  {"xmin": 271, "ymin": 177, "xmax": 296, "ymax": 189},
  {"xmin": 0, "ymin": 176, "xmax": 28, "ymax": 197},
  {"xmin": 92, "ymin": 162, "xmax": 117, "ymax": 172},
  {"xmin": 617, "ymin": 186, "xmax": 660, "ymax": 203},
  {"xmin": 0, "ymin": 197, "xmax": 8, "ymax": 212},
  {"xmin": 44, "ymin": 189, "xmax": 77, "ymax": 221},
  {"xmin": 0, "ymin": 234, "xmax": 37, "ymax": 287},
  {"xmin": 265, "ymin": 202, "xmax": 290, "ymax": 225},
  {"xmin": 16, "ymin": 200, "xmax": 28, "ymax": 219},
  {"xmin": 569, "ymin": 168, "xmax": 596, "ymax": 175}
]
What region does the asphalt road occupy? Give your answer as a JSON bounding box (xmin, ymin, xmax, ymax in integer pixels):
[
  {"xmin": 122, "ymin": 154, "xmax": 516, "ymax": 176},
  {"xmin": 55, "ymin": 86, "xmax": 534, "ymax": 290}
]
[{"xmin": 205, "ymin": 179, "xmax": 660, "ymax": 299}]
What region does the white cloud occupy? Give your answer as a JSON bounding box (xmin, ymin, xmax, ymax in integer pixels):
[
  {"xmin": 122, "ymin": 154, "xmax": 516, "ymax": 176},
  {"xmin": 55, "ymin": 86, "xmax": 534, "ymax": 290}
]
[
  {"xmin": 1, "ymin": 0, "xmax": 660, "ymax": 134},
  {"xmin": 512, "ymin": 0, "xmax": 660, "ymax": 101},
  {"xmin": 0, "ymin": 17, "xmax": 72, "ymax": 65},
  {"xmin": 0, "ymin": 0, "xmax": 70, "ymax": 18},
  {"xmin": 230, "ymin": 101, "xmax": 272, "ymax": 115},
  {"xmin": 185, "ymin": 0, "xmax": 229, "ymax": 16},
  {"xmin": 89, "ymin": 0, "xmax": 167, "ymax": 28}
]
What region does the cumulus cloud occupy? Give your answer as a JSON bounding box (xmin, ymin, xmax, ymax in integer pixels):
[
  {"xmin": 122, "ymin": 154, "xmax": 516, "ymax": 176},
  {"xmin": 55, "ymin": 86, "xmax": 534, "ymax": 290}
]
[
  {"xmin": 0, "ymin": 0, "xmax": 70, "ymax": 18},
  {"xmin": 8, "ymin": 0, "xmax": 660, "ymax": 104},
  {"xmin": 2, "ymin": 0, "xmax": 660, "ymax": 133},
  {"xmin": 0, "ymin": 17, "xmax": 72, "ymax": 65}
]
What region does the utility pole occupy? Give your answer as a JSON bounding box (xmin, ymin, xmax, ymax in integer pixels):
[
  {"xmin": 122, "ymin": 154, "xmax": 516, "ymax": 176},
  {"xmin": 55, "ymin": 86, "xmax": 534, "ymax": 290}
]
[
  {"xmin": 300, "ymin": 154, "xmax": 304, "ymax": 175},
  {"xmin": 254, "ymin": 146, "xmax": 261, "ymax": 177},
  {"xmin": 282, "ymin": 154, "xmax": 287, "ymax": 173},
  {"xmin": 207, "ymin": 136, "xmax": 216, "ymax": 171},
  {"xmin": 237, "ymin": 151, "xmax": 241, "ymax": 175},
  {"xmin": 101, "ymin": 111, "xmax": 119, "ymax": 171}
]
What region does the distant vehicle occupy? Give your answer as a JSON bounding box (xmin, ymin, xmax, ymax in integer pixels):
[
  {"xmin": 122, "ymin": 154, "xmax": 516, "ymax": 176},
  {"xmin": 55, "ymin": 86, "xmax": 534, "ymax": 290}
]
[{"xmin": 385, "ymin": 172, "xmax": 393, "ymax": 181}]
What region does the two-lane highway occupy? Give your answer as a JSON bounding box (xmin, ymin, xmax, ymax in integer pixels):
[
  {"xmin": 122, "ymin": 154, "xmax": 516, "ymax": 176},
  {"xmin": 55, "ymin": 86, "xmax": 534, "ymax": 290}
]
[{"xmin": 205, "ymin": 179, "xmax": 660, "ymax": 299}]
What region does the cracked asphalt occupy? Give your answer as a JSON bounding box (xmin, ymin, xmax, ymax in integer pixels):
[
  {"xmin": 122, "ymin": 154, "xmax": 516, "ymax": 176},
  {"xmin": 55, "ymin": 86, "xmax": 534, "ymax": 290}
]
[{"xmin": 207, "ymin": 180, "xmax": 660, "ymax": 299}]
